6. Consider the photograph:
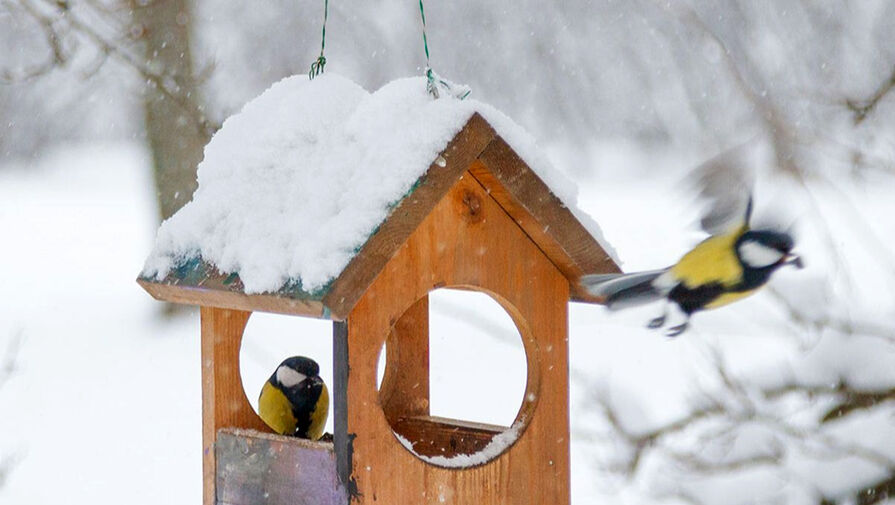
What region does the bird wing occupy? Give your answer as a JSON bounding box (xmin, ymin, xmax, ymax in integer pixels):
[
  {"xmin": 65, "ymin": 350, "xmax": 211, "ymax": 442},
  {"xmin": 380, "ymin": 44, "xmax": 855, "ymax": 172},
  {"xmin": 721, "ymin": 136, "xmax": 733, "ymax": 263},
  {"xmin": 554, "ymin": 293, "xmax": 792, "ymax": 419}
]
[{"xmin": 691, "ymin": 142, "xmax": 756, "ymax": 235}]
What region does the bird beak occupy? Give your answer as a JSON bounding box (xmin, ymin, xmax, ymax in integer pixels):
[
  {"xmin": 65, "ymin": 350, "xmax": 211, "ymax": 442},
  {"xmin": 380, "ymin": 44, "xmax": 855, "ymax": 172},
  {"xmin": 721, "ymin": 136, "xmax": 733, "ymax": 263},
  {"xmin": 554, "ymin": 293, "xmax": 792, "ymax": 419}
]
[{"xmin": 785, "ymin": 253, "xmax": 804, "ymax": 269}]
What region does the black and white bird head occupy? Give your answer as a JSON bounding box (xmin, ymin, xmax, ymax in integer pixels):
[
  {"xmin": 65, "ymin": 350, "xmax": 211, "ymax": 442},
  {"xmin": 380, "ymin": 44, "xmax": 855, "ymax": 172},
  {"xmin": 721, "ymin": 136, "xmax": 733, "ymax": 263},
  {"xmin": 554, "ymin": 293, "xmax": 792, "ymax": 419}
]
[
  {"xmin": 736, "ymin": 229, "xmax": 803, "ymax": 270},
  {"xmin": 274, "ymin": 356, "xmax": 322, "ymax": 389}
]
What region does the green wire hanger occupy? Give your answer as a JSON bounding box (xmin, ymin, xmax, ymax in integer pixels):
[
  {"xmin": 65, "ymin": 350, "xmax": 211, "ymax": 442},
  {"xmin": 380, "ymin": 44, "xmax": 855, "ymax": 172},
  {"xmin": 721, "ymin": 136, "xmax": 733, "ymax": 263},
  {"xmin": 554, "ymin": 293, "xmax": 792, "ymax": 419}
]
[
  {"xmin": 307, "ymin": 0, "xmax": 470, "ymax": 100},
  {"xmin": 309, "ymin": 0, "xmax": 328, "ymax": 79},
  {"xmin": 418, "ymin": 0, "xmax": 470, "ymax": 100}
]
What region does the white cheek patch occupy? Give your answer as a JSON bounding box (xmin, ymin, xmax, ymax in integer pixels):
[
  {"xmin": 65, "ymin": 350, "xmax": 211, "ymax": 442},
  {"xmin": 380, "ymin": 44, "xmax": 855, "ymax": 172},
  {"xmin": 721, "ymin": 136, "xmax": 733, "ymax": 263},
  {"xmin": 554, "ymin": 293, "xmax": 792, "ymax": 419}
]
[
  {"xmin": 739, "ymin": 241, "xmax": 784, "ymax": 268},
  {"xmin": 276, "ymin": 366, "xmax": 306, "ymax": 388}
]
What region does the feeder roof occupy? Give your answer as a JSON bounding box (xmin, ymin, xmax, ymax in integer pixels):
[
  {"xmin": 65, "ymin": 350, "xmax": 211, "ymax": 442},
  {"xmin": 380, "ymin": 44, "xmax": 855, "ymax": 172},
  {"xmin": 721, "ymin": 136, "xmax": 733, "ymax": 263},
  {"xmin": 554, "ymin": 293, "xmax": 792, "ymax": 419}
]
[{"xmin": 138, "ymin": 74, "xmax": 620, "ymax": 319}]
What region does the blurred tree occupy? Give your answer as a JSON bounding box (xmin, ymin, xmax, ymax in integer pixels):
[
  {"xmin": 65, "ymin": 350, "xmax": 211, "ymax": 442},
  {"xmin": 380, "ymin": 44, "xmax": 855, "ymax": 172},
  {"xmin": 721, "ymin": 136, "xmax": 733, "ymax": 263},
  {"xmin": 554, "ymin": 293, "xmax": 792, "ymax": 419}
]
[
  {"xmin": 129, "ymin": 0, "xmax": 210, "ymax": 221},
  {"xmin": 0, "ymin": 0, "xmax": 212, "ymax": 222}
]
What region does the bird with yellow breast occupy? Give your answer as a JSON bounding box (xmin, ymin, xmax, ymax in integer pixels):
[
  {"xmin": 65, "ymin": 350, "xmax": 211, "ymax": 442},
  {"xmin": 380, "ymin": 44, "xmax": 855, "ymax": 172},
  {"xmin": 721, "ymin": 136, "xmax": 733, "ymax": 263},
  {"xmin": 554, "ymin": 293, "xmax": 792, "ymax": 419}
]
[
  {"xmin": 581, "ymin": 144, "xmax": 803, "ymax": 336},
  {"xmin": 258, "ymin": 356, "xmax": 329, "ymax": 440}
]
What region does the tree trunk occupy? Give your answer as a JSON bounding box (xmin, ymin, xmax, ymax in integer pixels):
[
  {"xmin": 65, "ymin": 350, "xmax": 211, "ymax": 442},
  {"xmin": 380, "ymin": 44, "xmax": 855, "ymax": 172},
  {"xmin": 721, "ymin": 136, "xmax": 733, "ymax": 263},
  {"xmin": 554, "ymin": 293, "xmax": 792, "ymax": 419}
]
[{"xmin": 132, "ymin": 0, "xmax": 208, "ymax": 222}]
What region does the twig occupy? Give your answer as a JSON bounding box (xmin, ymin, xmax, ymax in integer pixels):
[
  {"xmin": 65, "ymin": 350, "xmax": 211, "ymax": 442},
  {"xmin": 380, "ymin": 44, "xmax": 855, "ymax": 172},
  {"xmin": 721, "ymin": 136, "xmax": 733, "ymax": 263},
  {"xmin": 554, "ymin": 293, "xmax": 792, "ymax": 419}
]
[
  {"xmin": 0, "ymin": 329, "xmax": 24, "ymax": 390},
  {"xmin": 652, "ymin": 0, "xmax": 804, "ymax": 176},
  {"xmin": 2, "ymin": 0, "xmax": 219, "ymax": 134},
  {"xmin": 846, "ymin": 66, "xmax": 895, "ymax": 125},
  {"xmin": 0, "ymin": 0, "xmax": 68, "ymax": 83},
  {"xmin": 766, "ymin": 286, "xmax": 895, "ymax": 344}
]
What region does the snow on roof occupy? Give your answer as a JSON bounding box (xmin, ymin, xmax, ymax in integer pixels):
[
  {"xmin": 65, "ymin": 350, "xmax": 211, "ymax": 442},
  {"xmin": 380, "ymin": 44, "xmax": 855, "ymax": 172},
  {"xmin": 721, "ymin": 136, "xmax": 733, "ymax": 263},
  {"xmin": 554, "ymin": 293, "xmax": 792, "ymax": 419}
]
[{"xmin": 142, "ymin": 73, "xmax": 617, "ymax": 294}]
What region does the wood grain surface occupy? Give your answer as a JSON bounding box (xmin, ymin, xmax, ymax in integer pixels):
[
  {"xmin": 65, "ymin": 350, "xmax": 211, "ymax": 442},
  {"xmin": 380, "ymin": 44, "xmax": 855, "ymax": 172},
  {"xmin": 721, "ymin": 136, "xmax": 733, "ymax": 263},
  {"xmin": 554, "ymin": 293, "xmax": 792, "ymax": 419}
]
[{"xmin": 345, "ymin": 174, "xmax": 571, "ymax": 505}]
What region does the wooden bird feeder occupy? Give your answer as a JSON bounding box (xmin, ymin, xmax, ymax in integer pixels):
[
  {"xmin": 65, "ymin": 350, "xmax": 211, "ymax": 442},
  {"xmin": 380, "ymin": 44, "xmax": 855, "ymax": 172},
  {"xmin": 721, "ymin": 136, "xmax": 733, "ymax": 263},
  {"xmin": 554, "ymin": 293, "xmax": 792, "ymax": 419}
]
[{"xmin": 138, "ymin": 112, "xmax": 619, "ymax": 505}]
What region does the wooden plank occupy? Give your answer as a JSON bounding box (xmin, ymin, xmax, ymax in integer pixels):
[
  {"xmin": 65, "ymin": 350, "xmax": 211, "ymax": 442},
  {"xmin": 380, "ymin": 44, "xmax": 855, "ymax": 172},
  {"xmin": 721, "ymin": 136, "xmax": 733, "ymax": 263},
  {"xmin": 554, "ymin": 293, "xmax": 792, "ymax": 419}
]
[
  {"xmin": 215, "ymin": 428, "xmax": 346, "ymax": 505},
  {"xmin": 380, "ymin": 295, "xmax": 430, "ymax": 424},
  {"xmin": 200, "ymin": 307, "xmax": 269, "ymax": 505},
  {"xmin": 139, "ymin": 278, "xmax": 326, "ymax": 318},
  {"xmin": 392, "ymin": 415, "xmax": 504, "ymax": 459},
  {"xmin": 137, "ymin": 257, "xmax": 326, "ymax": 318},
  {"xmin": 323, "ymin": 113, "xmax": 497, "ymax": 320},
  {"xmin": 471, "ymin": 137, "xmax": 621, "ymax": 301},
  {"xmin": 345, "ymin": 175, "xmax": 571, "ymax": 505},
  {"xmin": 332, "ymin": 321, "xmax": 358, "ymax": 500}
]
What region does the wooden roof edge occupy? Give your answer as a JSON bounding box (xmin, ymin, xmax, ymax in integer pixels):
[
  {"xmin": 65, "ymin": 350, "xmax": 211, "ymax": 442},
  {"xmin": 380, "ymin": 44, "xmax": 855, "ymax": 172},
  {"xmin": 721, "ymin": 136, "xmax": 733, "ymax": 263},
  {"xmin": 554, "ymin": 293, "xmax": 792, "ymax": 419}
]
[
  {"xmin": 471, "ymin": 135, "xmax": 620, "ymax": 304},
  {"xmin": 136, "ymin": 275, "xmax": 327, "ymax": 318},
  {"xmin": 322, "ymin": 112, "xmax": 498, "ymax": 320},
  {"xmin": 136, "ymin": 111, "xmax": 621, "ymax": 316}
]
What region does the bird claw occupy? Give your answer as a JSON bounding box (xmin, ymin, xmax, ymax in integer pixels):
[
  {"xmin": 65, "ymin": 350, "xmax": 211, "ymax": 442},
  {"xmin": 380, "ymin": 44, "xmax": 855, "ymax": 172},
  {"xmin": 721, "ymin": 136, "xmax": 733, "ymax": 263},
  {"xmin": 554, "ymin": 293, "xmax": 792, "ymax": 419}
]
[
  {"xmin": 665, "ymin": 322, "xmax": 689, "ymax": 337},
  {"xmin": 647, "ymin": 315, "xmax": 666, "ymax": 329}
]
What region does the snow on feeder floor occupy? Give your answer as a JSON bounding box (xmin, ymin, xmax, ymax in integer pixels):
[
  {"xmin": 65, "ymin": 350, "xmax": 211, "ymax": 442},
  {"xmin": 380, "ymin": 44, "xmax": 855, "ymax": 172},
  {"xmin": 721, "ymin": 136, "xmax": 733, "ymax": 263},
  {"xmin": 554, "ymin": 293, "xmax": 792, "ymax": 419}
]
[{"xmin": 137, "ymin": 73, "xmax": 621, "ymax": 505}]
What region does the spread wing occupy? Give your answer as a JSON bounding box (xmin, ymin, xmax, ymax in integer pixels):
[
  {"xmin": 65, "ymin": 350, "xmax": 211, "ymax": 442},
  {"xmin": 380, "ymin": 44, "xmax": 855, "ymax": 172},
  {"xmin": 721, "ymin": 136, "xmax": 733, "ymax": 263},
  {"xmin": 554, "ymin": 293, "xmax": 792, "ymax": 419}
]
[{"xmin": 691, "ymin": 142, "xmax": 756, "ymax": 235}]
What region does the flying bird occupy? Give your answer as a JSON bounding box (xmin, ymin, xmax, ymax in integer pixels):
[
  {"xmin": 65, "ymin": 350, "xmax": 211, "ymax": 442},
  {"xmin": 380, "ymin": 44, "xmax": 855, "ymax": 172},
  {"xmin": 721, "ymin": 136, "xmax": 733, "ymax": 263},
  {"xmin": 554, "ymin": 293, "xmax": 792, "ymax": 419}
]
[
  {"xmin": 258, "ymin": 356, "xmax": 329, "ymax": 440},
  {"xmin": 581, "ymin": 144, "xmax": 803, "ymax": 336}
]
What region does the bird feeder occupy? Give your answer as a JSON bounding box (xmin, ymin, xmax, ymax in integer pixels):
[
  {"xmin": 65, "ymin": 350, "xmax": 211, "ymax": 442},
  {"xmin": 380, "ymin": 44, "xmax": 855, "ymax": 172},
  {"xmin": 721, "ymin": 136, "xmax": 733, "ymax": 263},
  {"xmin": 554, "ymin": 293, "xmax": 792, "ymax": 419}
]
[{"xmin": 138, "ymin": 76, "xmax": 619, "ymax": 505}]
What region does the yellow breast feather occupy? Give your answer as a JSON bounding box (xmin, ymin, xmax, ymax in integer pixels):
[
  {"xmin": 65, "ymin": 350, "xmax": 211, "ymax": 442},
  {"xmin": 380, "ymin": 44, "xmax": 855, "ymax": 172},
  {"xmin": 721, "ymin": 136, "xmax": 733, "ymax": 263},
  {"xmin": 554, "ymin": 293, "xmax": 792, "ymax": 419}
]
[
  {"xmin": 671, "ymin": 228, "xmax": 745, "ymax": 288},
  {"xmin": 307, "ymin": 383, "xmax": 329, "ymax": 441},
  {"xmin": 259, "ymin": 381, "xmax": 297, "ymax": 436}
]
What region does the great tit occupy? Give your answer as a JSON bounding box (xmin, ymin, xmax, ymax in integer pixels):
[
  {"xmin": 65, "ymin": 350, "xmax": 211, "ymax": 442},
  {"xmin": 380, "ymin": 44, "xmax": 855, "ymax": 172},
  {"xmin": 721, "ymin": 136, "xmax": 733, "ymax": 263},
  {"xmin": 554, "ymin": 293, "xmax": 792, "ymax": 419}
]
[
  {"xmin": 581, "ymin": 144, "xmax": 803, "ymax": 336},
  {"xmin": 258, "ymin": 356, "xmax": 329, "ymax": 440}
]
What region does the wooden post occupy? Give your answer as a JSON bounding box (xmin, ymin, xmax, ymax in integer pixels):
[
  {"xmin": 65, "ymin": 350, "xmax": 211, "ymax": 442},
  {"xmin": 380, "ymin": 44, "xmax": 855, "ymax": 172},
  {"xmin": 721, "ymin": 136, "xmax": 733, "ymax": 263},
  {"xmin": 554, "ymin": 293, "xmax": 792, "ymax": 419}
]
[
  {"xmin": 379, "ymin": 295, "xmax": 430, "ymax": 424},
  {"xmin": 200, "ymin": 307, "xmax": 268, "ymax": 505}
]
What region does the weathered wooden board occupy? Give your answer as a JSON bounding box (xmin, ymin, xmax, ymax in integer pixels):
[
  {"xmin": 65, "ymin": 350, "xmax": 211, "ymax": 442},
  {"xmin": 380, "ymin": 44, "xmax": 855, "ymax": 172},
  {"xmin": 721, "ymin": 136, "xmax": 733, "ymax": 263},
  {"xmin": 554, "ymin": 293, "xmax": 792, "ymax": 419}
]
[
  {"xmin": 345, "ymin": 174, "xmax": 571, "ymax": 505},
  {"xmin": 138, "ymin": 259, "xmax": 325, "ymax": 318},
  {"xmin": 200, "ymin": 308, "xmax": 270, "ymax": 505},
  {"xmin": 215, "ymin": 428, "xmax": 347, "ymax": 505}
]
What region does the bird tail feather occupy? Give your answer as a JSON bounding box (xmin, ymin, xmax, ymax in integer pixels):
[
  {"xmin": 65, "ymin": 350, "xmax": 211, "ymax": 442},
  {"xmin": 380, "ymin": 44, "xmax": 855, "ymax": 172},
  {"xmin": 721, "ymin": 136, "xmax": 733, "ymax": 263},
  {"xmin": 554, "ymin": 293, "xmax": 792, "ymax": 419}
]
[{"xmin": 580, "ymin": 269, "xmax": 668, "ymax": 310}]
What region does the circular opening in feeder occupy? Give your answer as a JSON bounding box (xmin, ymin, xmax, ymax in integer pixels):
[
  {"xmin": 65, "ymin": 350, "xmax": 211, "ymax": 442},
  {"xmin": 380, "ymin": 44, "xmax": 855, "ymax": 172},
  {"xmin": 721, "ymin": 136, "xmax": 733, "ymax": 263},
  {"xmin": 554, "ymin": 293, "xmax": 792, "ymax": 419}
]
[
  {"xmin": 240, "ymin": 312, "xmax": 334, "ymax": 435},
  {"xmin": 377, "ymin": 287, "xmax": 536, "ymax": 468}
]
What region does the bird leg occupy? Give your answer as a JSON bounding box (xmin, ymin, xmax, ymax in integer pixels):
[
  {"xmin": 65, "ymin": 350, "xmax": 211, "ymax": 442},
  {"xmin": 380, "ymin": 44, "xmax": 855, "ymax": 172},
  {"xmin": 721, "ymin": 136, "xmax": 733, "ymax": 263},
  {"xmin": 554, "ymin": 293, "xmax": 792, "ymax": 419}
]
[
  {"xmin": 647, "ymin": 311, "xmax": 667, "ymax": 329},
  {"xmin": 665, "ymin": 318, "xmax": 690, "ymax": 337},
  {"xmin": 647, "ymin": 302, "xmax": 670, "ymax": 329}
]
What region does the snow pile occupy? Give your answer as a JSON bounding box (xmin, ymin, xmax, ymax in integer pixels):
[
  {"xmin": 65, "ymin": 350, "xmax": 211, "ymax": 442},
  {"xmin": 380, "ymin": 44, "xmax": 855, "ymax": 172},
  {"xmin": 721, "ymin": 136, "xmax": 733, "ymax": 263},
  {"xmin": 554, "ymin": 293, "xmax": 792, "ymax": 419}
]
[
  {"xmin": 394, "ymin": 421, "xmax": 524, "ymax": 468},
  {"xmin": 142, "ymin": 73, "xmax": 616, "ymax": 294}
]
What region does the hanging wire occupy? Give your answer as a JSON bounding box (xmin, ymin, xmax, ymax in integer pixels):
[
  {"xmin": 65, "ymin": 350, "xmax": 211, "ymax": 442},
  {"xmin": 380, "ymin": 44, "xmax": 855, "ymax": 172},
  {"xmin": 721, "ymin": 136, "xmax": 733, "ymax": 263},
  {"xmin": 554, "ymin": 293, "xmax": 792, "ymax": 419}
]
[
  {"xmin": 418, "ymin": 0, "xmax": 470, "ymax": 100},
  {"xmin": 418, "ymin": 0, "xmax": 438, "ymax": 97},
  {"xmin": 309, "ymin": 0, "xmax": 328, "ymax": 79}
]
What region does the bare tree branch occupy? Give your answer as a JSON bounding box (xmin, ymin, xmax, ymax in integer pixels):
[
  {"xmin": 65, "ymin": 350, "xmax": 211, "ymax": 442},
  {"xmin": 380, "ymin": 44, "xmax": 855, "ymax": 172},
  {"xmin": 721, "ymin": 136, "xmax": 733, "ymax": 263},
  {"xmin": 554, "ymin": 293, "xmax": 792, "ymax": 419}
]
[
  {"xmin": 1, "ymin": 0, "xmax": 219, "ymax": 134},
  {"xmin": 0, "ymin": 330, "xmax": 24, "ymax": 490},
  {"xmin": 846, "ymin": 66, "xmax": 895, "ymax": 125},
  {"xmin": 0, "ymin": 329, "xmax": 23, "ymax": 390},
  {"xmin": 0, "ymin": 0, "xmax": 69, "ymax": 83},
  {"xmin": 819, "ymin": 388, "xmax": 895, "ymax": 424},
  {"xmin": 594, "ymin": 349, "xmax": 895, "ymax": 491},
  {"xmin": 849, "ymin": 472, "xmax": 895, "ymax": 505}
]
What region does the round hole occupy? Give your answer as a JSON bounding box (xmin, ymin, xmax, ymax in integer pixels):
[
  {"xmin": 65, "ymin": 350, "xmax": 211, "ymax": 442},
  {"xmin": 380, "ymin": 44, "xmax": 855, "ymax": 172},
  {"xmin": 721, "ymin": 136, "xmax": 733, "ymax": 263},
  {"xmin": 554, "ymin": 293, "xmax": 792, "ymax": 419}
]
[
  {"xmin": 240, "ymin": 312, "xmax": 334, "ymax": 436},
  {"xmin": 378, "ymin": 287, "xmax": 535, "ymax": 468}
]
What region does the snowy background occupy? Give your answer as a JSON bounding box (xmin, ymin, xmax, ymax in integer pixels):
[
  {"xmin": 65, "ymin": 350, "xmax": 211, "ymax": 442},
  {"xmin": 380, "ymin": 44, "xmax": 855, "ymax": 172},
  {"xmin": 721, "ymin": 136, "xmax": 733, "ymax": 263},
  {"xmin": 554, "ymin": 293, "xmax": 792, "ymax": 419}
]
[{"xmin": 2, "ymin": 1, "xmax": 895, "ymax": 504}]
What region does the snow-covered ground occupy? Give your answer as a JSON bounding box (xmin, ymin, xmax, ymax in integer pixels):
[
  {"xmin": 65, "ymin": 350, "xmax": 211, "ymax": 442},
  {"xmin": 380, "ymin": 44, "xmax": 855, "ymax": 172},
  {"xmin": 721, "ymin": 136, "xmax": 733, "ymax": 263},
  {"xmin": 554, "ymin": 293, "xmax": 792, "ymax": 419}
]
[{"xmin": 1, "ymin": 141, "xmax": 893, "ymax": 504}]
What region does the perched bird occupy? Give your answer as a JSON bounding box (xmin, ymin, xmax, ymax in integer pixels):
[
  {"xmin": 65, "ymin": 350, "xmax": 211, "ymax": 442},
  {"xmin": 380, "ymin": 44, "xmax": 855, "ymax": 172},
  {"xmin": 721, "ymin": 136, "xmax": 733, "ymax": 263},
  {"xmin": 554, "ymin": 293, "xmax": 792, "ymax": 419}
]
[
  {"xmin": 258, "ymin": 356, "xmax": 329, "ymax": 440},
  {"xmin": 581, "ymin": 144, "xmax": 803, "ymax": 336}
]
